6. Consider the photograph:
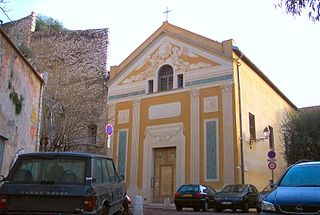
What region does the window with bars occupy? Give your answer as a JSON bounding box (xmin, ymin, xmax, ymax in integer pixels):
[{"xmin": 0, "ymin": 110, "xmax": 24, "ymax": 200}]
[
  {"xmin": 88, "ymin": 124, "xmax": 97, "ymax": 145},
  {"xmin": 177, "ymin": 74, "xmax": 184, "ymax": 88},
  {"xmin": 249, "ymin": 113, "xmax": 256, "ymax": 141},
  {"xmin": 158, "ymin": 65, "xmax": 173, "ymax": 92}
]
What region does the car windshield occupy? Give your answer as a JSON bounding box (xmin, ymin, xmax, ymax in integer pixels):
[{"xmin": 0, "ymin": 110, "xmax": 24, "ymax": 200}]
[
  {"xmin": 11, "ymin": 157, "xmax": 86, "ymax": 184},
  {"xmin": 178, "ymin": 185, "xmax": 199, "ymax": 193},
  {"xmin": 280, "ymin": 164, "xmax": 320, "ymax": 187},
  {"xmin": 222, "ymin": 184, "xmax": 245, "ymax": 193}
]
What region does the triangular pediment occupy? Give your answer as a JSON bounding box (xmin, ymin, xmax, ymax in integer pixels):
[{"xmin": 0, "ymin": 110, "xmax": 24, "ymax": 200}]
[
  {"xmin": 120, "ymin": 41, "xmax": 221, "ymax": 85},
  {"xmin": 108, "ymin": 22, "xmax": 234, "ymax": 87}
]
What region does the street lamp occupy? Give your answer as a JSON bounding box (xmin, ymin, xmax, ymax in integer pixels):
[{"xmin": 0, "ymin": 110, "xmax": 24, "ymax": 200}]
[{"xmin": 249, "ymin": 126, "xmax": 270, "ymax": 149}]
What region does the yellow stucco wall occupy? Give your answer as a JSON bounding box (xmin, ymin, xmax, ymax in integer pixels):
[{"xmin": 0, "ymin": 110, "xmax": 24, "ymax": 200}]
[
  {"xmin": 199, "ymin": 87, "xmax": 225, "ymax": 188},
  {"xmin": 108, "ymin": 85, "xmax": 234, "ymax": 191},
  {"xmin": 233, "ymin": 54, "xmax": 294, "ymax": 190}
]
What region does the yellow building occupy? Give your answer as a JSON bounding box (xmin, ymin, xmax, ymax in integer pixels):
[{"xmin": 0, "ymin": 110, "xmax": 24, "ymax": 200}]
[{"xmin": 106, "ymin": 22, "xmax": 296, "ymax": 204}]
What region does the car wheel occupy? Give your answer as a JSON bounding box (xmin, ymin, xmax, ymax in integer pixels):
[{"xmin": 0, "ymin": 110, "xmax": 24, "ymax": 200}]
[
  {"xmin": 116, "ymin": 198, "xmax": 131, "ymax": 215},
  {"xmin": 233, "ymin": 208, "xmax": 237, "ymax": 213},
  {"xmin": 242, "ymin": 201, "xmax": 249, "ymax": 212},
  {"xmin": 193, "ymin": 207, "xmax": 201, "ymax": 211},
  {"xmin": 215, "ymin": 207, "xmax": 222, "ymax": 212},
  {"xmin": 202, "ymin": 201, "xmax": 209, "ymax": 212},
  {"xmin": 257, "ymin": 207, "xmax": 261, "ymax": 214},
  {"xmin": 101, "ymin": 205, "xmax": 109, "ymax": 215},
  {"xmin": 176, "ymin": 206, "xmax": 182, "ymax": 211}
]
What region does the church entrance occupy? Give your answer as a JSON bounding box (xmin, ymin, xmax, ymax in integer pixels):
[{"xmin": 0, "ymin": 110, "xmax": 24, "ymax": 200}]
[{"xmin": 152, "ymin": 147, "xmax": 176, "ymax": 203}]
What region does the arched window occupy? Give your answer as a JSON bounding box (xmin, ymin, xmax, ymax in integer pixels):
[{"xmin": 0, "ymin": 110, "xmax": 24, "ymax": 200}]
[
  {"xmin": 88, "ymin": 124, "xmax": 97, "ymax": 145},
  {"xmin": 158, "ymin": 65, "xmax": 173, "ymax": 92}
]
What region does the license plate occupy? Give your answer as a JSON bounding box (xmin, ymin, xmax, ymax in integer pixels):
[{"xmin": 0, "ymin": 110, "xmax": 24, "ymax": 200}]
[
  {"xmin": 183, "ymin": 194, "xmax": 192, "ymax": 197},
  {"xmin": 221, "ymin": 201, "xmax": 232, "ymax": 205}
]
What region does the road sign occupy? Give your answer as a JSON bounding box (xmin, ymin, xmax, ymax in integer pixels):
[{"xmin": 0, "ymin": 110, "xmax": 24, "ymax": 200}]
[
  {"xmin": 268, "ymin": 161, "xmax": 276, "ymax": 170},
  {"xmin": 106, "ymin": 124, "xmax": 113, "ymax": 136},
  {"xmin": 268, "ymin": 150, "xmax": 276, "ymax": 159}
]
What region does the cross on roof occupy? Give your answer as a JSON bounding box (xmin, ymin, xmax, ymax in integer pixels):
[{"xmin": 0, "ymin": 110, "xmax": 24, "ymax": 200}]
[{"xmin": 163, "ymin": 7, "xmax": 172, "ymax": 22}]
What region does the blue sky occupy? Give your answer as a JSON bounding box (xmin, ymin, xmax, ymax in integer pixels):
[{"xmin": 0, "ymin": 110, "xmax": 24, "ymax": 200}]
[{"xmin": 1, "ymin": 0, "xmax": 319, "ymax": 108}]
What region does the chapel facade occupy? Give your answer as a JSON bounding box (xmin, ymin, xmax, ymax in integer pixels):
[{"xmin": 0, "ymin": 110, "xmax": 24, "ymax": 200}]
[{"xmin": 106, "ymin": 22, "xmax": 296, "ymax": 203}]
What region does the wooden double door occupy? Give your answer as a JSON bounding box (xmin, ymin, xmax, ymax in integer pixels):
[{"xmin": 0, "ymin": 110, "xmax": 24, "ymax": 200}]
[{"xmin": 153, "ymin": 147, "xmax": 176, "ymax": 203}]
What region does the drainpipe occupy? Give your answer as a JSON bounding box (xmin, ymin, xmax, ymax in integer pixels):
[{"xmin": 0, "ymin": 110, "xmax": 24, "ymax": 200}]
[
  {"xmin": 36, "ymin": 81, "xmax": 44, "ymax": 152},
  {"xmin": 235, "ymin": 50, "xmax": 244, "ymax": 184}
]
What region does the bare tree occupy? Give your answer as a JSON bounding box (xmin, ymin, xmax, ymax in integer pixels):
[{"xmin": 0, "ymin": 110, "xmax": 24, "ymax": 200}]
[
  {"xmin": 277, "ymin": 0, "xmax": 320, "ymax": 22},
  {"xmin": 40, "ymin": 72, "xmax": 107, "ymax": 152}
]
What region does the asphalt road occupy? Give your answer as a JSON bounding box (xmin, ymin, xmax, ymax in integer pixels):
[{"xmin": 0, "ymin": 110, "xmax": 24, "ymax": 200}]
[{"xmin": 130, "ymin": 205, "xmax": 259, "ymax": 215}]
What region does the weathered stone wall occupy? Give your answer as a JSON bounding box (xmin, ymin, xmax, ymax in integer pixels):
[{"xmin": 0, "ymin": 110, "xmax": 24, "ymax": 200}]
[
  {"xmin": 1, "ymin": 12, "xmax": 36, "ymax": 48},
  {"xmin": 2, "ymin": 13, "xmax": 109, "ymax": 155},
  {"xmin": 0, "ymin": 29, "xmax": 42, "ymax": 176},
  {"xmin": 30, "ymin": 29, "xmax": 109, "ymax": 154}
]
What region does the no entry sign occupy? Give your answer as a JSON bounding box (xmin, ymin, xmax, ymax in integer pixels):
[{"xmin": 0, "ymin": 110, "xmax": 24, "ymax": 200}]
[
  {"xmin": 268, "ymin": 161, "xmax": 276, "ymax": 170},
  {"xmin": 106, "ymin": 124, "xmax": 113, "ymax": 136}
]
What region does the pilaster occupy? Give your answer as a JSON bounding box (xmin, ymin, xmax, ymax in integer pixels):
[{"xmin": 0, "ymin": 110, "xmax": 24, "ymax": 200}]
[
  {"xmin": 128, "ymin": 98, "xmax": 141, "ymax": 197},
  {"xmin": 221, "ymin": 84, "xmax": 235, "ymax": 184},
  {"xmin": 190, "ymin": 88, "xmax": 200, "ymax": 183}
]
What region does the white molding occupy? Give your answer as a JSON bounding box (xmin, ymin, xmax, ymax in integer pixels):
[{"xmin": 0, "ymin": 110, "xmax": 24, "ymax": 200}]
[
  {"xmin": 118, "ymin": 109, "xmax": 129, "ymax": 124},
  {"xmin": 128, "ymin": 98, "xmax": 141, "ymax": 198},
  {"xmin": 221, "ymin": 84, "xmax": 235, "ymax": 184},
  {"xmin": 204, "ymin": 96, "xmax": 219, "ymax": 113},
  {"xmin": 190, "ymin": 88, "xmax": 200, "ymax": 183},
  {"xmin": 148, "ymin": 102, "xmax": 181, "ymax": 120},
  {"xmin": 142, "ymin": 122, "xmax": 185, "ymax": 203},
  {"xmin": 204, "ymin": 118, "xmax": 219, "ymax": 182}
]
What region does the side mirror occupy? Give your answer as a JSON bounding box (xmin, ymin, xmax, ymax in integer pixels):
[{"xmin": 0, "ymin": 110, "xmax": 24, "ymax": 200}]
[
  {"xmin": 119, "ymin": 173, "xmax": 125, "ymax": 181},
  {"xmin": 270, "ymin": 183, "xmax": 277, "ymax": 189}
]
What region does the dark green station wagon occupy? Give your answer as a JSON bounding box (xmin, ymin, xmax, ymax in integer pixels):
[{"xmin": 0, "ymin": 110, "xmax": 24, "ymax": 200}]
[{"xmin": 0, "ymin": 152, "xmax": 129, "ymax": 215}]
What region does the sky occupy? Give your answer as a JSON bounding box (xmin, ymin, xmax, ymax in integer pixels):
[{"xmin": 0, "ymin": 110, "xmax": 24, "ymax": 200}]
[{"xmin": 1, "ymin": 0, "xmax": 319, "ymax": 108}]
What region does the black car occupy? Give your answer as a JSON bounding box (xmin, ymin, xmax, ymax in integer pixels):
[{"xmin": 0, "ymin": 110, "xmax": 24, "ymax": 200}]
[
  {"xmin": 174, "ymin": 184, "xmax": 217, "ymax": 212},
  {"xmin": 0, "ymin": 152, "xmax": 130, "ymax": 215},
  {"xmin": 261, "ymin": 161, "xmax": 320, "ymax": 214},
  {"xmin": 214, "ymin": 184, "xmax": 260, "ymax": 213}
]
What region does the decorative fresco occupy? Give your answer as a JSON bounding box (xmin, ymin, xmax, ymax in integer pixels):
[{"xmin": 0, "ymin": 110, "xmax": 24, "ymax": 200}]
[{"xmin": 120, "ymin": 41, "xmax": 220, "ymax": 85}]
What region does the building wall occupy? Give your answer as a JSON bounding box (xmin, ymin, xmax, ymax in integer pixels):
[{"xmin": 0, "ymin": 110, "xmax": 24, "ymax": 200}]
[
  {"xmin": 1, "ymin": 12, "xmax": 36, "ymax": 48},
  {"xmin": 106, "ymin": 24, "xmax": 235, "ymax": 203},
  {"xmin": 233, "ymin": 54, "xmax": 294, "ymax": 190},
  {"xmin": 3, "ymin": 14, "xmax": 109, "ymax": 154},
  {"xmin": 0, "ymin": 29, "xmax": 42, "ymax": 176},
  {"xmin": 30, "ymin": 29, "xmax": 109, "ymax": 152}
]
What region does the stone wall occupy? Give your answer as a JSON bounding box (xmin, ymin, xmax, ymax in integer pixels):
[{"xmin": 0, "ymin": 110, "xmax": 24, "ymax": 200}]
[
  {"xmin": 2, "ymin": 12, "xmax": 36, "ymax": 48},
  {"xmin": 2, "ymin": 13, "xmax": 109, "ymax": 155},
  {"xmin": 30, "ymin": 29, "xmax": 109, "ymax": 154}
]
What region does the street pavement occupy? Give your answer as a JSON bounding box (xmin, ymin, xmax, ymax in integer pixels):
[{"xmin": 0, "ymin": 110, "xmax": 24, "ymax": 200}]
[{"xmin": 130, "ymin": 204, "xmax": 259, "ymax": 215}]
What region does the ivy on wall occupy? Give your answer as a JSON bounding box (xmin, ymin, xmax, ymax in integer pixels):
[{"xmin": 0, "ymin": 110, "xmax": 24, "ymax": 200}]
[
  {"xmin": 8, "ymin": 67, "xmax": 24, "ymax": 115},
  {"xmin": 9, "ymin": 90, "xmax": 24, "ymax": 114}
]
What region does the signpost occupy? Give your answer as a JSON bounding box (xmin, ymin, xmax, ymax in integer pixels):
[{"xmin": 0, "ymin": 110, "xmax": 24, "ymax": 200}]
[
  {"xmin": 267, "ymin": 150, "xmax": 276, "ymax": 184},
  {"xmin": 106, "ymin": 124, "xmax": 113, "ymax": 148}
]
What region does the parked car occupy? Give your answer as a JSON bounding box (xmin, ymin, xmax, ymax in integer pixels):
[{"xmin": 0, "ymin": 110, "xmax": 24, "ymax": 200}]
[
  {"xmin": 261, "ymin": 161, "xmax": 320, "ymax": 214},
  {"xmin": 214, "ymin": 184, "xmax": 260, "ymax": 213},
  {"xmin": 174, "ymin": 184, "xmax": 217, "ymax": 212},
  {"xmin": 0, "ymin": 152, "xmax": 130, "ymax": 215},
  {"xmin": 257, "ymin": 184, "xmax": 275, "ymax": 213}
]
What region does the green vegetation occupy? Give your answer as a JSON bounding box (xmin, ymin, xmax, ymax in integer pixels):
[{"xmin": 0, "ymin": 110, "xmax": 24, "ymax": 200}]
[
  {"xmin": 35, "ymin": 15, "xmax": 66, "ymax": 32},
  {"xmin": 281, "ymin": 108, "xmax": 320, "ymax": 164},
  {"xmin": 9, "ymin": 90, "xmax": 24, "ymax": 115}
]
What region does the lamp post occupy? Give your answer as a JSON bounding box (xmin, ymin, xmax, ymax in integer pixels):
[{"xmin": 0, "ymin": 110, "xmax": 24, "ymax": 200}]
[{"xmin": 249, "ymin": 126, "xmax": 270, "ymax": 148}]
